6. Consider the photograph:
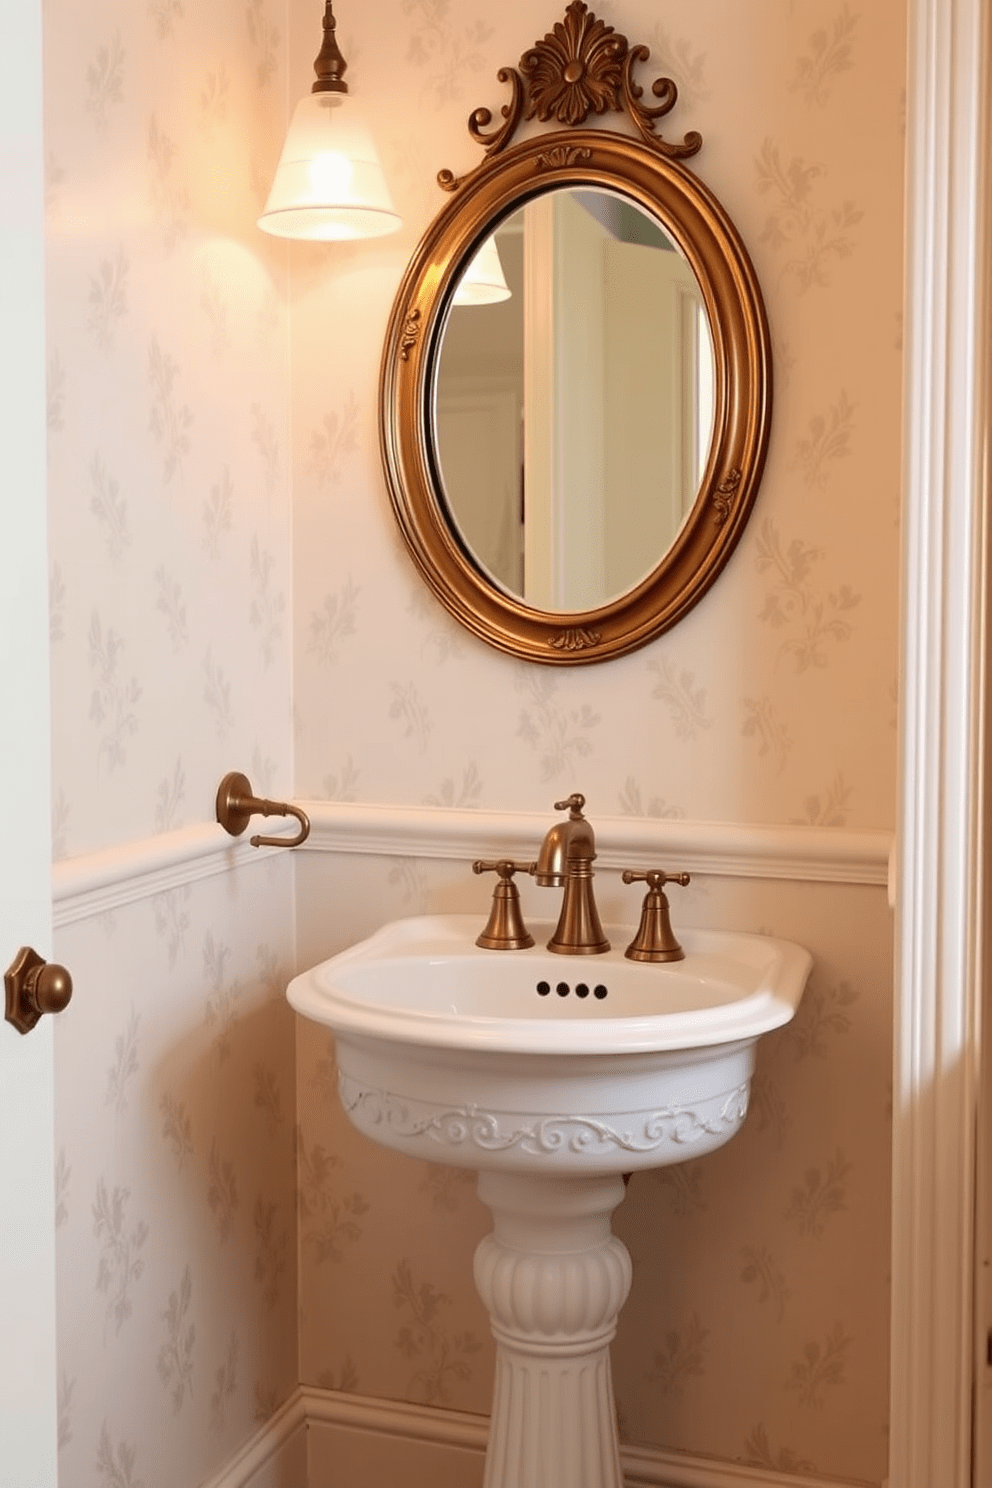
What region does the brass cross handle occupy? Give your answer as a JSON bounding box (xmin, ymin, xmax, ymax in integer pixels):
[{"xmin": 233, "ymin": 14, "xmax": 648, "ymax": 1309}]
[
  {"xmin": 621, "ymin": 870, "xmax": 691, "ymax": 891},
  {"xmin": 5, "ymin": 947, "xmax": 73, "ymax": 1035},
  {"xmin": 472, "ymin": 860, "xmax": 535, "ymax": 950},
  {"xmin": 621, "ymin": 869, "xmax": 691, "ymax": 963},
  {"xmin": 216, "ymin": 771, "xmax": 310, "ymax": 850}
]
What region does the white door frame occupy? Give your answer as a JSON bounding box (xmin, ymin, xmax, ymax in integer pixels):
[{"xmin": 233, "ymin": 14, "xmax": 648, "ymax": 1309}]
[
  {"xmin": 0, "ymin": 0, "xmax": 58, "ymax": 1483},
  {"xmin": 892, "ymin": 0, "xmax": 992, "ymax": 1483}
]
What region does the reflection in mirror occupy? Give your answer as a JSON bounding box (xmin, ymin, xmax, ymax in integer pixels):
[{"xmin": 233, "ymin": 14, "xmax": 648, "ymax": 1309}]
[
  {"xmin": 433, "ymin": 188, "xmax": 715, "ymax": 613},
  {"xmin": 452, "ymin": 234, "xmax": 512, "ymax": 306}
]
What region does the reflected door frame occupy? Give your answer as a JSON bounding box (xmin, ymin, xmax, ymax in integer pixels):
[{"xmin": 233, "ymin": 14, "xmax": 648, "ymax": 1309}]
[{"xmin": 522, "ymin": 191, "xmax": 606, "ymax": 611}]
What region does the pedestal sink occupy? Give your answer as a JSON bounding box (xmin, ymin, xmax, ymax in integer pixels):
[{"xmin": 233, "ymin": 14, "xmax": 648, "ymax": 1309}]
[{"xmin": 288, "ymin": 914, "xmax": 812, "ymax": 1488}]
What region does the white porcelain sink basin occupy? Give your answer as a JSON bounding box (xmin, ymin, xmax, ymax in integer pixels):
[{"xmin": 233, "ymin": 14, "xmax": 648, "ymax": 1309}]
[
  {"xmin": 288, "ymin": 913, "xmax": 812, "ymax": 1177},
  {"xmin": 289, "ymin": 912, "xmax": 812, "ymax": 1488}
]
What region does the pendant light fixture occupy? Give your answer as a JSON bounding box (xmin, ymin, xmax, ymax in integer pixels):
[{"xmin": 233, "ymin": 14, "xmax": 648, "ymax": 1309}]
[{"xmin": 258, "ymin": 0, "xmax": 400, "ymax": 241}]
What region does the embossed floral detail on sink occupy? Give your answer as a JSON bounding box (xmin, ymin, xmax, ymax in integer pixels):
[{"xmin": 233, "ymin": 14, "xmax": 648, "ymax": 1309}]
[{"xmin": 288, "ymin": 913, "xmax": 812, "ymax": 1177}]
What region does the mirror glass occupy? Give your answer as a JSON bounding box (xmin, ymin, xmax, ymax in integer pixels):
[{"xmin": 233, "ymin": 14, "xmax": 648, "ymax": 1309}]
[{"xmin": 432, "ymin": 188, "xmax": 715, "ymax": 613}]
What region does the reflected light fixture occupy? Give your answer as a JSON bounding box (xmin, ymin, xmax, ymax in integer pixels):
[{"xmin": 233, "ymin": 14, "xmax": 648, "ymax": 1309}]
[
  {"xmin": 258, "ymin": 0, "xmax": 400, "ymax": 241},
  {"xmin": 453, "ymin": 234, "xmax": 512, "ymax": 306}
]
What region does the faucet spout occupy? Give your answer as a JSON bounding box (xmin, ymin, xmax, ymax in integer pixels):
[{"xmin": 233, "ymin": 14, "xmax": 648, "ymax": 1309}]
[{"xmin": 533, "ymin": 794, "xmax": 610, "ymax": 955}]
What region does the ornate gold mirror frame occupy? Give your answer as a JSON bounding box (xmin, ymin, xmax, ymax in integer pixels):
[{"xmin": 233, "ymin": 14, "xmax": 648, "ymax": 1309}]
[{"xmin": 380, "ymin": 1, "xmax": 771, "ymax": 664}]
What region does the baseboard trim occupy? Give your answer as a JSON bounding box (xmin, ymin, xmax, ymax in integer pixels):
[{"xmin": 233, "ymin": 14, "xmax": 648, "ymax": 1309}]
[
  {"xmin": 194, "ymin": 1383, "xmax": 873, "ymax": 1488},
  {"xmin": 302, "ymin": 1384, "xmax": 487, "ymax": 1452},
  {"xmin": 52, "ymin": 803, "xmax": 893, "ymax": 927},
  {"xmin": 299, "ymin": 1387, "xmax": 869, "ymax": 1488},
  {"xmin": 198, "ymin": 1389, "xmax": 307, "ymax": 1488}
]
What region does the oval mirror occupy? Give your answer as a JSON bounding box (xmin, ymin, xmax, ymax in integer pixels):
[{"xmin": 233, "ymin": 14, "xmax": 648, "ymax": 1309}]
[
  {"xmin": 434, "ymin": 187, "xmax": 715, "ymax": 612},
  {"xmin": 380, "ymin": 4, "xmax": 771, "ymax": 664}
]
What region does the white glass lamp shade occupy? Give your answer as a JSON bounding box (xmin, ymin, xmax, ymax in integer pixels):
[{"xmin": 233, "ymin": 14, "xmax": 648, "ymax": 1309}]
[
  {"xmin": 258, "ymin": 90, "xmax": 400, "ymax": 241},
  {"xmin": 453, "ymin": 234, "xmax": 512, "ymax": 305}
]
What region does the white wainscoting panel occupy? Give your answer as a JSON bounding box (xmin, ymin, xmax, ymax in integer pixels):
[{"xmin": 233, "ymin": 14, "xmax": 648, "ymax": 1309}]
[
  {"xmin": 49, "ymin": 808, "xmax": 893, "ymax": 1488},
  {"xmin": 52, "ymin": 804, "xmax": 892, "ymax": 929},
  {"xmin": 301, "ymin": 803, "xmax": 891, "ymax": 887}
]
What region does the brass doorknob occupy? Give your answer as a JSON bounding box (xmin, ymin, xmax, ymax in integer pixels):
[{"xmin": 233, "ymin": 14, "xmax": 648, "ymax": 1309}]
[{"xmin": 4, "ymin": 947, "xmax": 73, "ymax": 1035}]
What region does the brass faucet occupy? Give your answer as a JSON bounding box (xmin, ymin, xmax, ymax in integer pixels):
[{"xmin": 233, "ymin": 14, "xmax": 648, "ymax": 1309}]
[{"xmin": 532, "ymin": 794, "xmax": 610, "ymax": 955}]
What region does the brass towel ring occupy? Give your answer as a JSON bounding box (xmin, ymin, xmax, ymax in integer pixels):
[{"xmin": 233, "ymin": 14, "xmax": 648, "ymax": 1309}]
[{"xmin": 215, "ymin": 771, "xmax": 310, "ymax": 850}]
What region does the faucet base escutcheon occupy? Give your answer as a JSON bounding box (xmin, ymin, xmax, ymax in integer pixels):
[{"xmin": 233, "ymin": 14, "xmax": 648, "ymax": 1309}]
[{"xmin": 547, "ymin": 856, "xmax": 611, "ymax": 954}]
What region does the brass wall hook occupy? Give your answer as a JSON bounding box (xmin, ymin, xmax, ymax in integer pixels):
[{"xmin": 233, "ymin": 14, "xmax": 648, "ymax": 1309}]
[{"xmin": 216, "ymin": 771, "xmax": 310, "ymax": 850}]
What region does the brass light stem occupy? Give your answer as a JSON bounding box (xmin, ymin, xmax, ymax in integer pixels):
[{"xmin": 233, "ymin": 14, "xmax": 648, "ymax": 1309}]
[{"xmin": 312, "ymin": 0, "xmax": 349, "ymax": 94}]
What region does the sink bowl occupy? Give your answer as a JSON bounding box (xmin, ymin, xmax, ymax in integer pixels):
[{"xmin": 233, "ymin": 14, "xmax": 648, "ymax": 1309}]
[
  {"xmin": 289, "ymin": 912, "xmax": 812, "ymax": 1488},
  {"xmin": 288, "ymin": 913, "xmax": 812, "ymax": 1177}
]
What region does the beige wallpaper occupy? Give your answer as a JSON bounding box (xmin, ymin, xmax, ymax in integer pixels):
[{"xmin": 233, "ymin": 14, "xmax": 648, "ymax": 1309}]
[
  {"xmin": 43, "ymin": 0, "xmax": 298, "ymax": 1481},
  {"xmin": 290, "ymin": 1, "xmax": 903, "ymax": 1484},
  {"xmin": 52, "ymin": 864, "xmax": 298, "ymax": 1487},
  {"xmin": 45, "ymin": 0, "xmax": 293, "ymax": 861},
  {"xmin": 40, "ymin": 0, "xmax": 903, "ymax": 1482},
  {"xmin": 292, "ymin": 0, "xmax": 903, "ymax": 832}
]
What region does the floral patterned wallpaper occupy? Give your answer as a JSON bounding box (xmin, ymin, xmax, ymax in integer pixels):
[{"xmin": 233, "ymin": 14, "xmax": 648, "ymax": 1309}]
[
  {"xmin": 43, "ymin": 0, "xmax": 298, "ymax": 1481},
  {"xmin": 45, "ymin": 0, "xmax": 292, "ymax": 861},
  {"xmin": 52, "ymin": 865, "xmax": 298, "ymax": 1487},
  {"xmin": 291, "ymin": 0, "xmax": 903, "ymax": 1484},
  {"xmin": 292, "ymin": 0, "xmax": 903, "ymax": 830},
  {"xmin": 40, "ymin": 0, "xmax": 903, "ymax": 1482}
]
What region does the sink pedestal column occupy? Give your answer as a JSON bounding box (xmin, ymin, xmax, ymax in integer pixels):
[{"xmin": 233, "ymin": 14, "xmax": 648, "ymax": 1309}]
[{"xmin": 474, "ymin": 1170, "xmax": 632, "ymax": 1488}]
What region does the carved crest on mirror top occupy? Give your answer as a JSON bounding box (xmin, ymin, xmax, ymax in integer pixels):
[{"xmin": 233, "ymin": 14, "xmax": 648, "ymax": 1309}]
[{"xmin": 438, "ymin": 0, "xmax": 702, "ymax": 191}]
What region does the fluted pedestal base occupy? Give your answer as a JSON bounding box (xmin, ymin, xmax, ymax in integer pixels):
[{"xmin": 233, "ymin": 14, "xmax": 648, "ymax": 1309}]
[{"xmin": 474, "ymin": 1171, "xmax": 632, "ymax": 1488}]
